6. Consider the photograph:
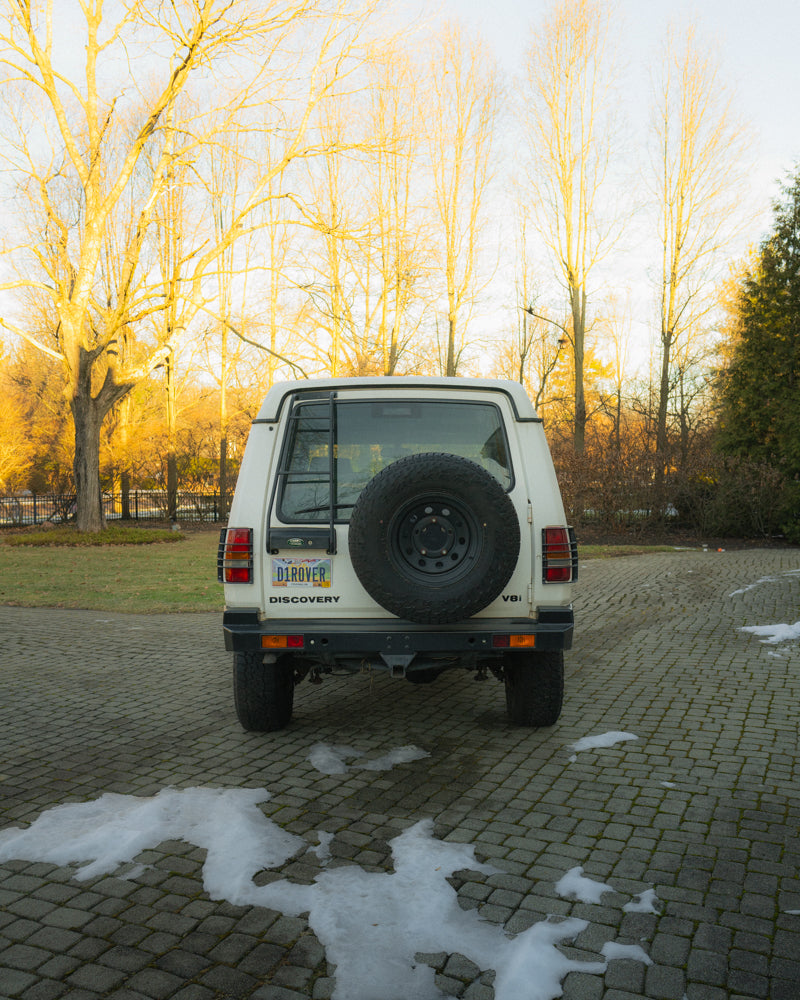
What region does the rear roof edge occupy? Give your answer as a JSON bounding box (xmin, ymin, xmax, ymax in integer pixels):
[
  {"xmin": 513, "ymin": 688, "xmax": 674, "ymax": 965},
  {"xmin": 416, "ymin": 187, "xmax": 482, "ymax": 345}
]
[{"xmin": 254, "ymin": 377, "xmax": 539, "ymax": 423}]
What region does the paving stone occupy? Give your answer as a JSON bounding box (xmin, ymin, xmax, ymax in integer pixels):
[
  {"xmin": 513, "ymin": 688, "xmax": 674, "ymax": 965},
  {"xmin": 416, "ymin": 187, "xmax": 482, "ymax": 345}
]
[
  {"xmin": 1, "ymin": 550, "xmax": 799, "ymax": 1000},
  {"xmin": 197, "ymin": 966, "xmax": 260, "ymax": 994},
  {"xmin": 727, "ymin": 969, "xmax": 770, "ymax": 997},
  {"xmin": 0, "ymin": 968, "xmax": 38, "ymax": 997},
  {"xmin": 17, "ymin": 982, "xmax": 67, "ymax": 1000},
  {"xmin": 65, "ymin": 962, "xmax": 129, "ymax": 993},
  {"xmin": 120, "ymin": 968, "xmax": 187, "ymax": 998},
  {"xmin": 604, "ymin": 957, "xmax": 646, "ymax": 994},
  {"xmin": 3, "ymin": 943, "xmax": 53, "ymax": 972},
  {"xmin": 237, "ymin": 942, "xmax": 288, "ymax": 977},
  {"xmin": 311, "ymin": 977, "xmax": 337, "ymax": 999},
  {"xmin": 36, "ymin": 955, "xmax": 83, "ymax": 981},
  {"xmin": 168, "ymin": 987, "xmax": 215, "ymax": 1000},
  {"xmin": 152, "ymin": 948, "xmax": 210, "ymax": 979}
]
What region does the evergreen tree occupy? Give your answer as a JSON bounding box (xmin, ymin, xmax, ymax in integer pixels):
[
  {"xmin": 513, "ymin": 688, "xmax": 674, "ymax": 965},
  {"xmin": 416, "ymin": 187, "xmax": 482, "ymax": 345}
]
[{"xmin": 718, "ymin": 169, "xmax": 800, "ymax": 477}]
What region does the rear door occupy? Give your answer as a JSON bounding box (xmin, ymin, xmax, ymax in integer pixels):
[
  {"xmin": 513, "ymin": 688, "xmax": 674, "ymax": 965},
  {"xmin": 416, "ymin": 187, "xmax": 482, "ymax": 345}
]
[{"xmin": 264, "ymin": 388, "xmax": 525, "ymax": 619}]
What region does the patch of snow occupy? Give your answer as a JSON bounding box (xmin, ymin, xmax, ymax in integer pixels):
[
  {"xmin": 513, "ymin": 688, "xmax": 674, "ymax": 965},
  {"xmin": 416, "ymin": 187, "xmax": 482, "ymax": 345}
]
[
  {"xmin": 730, "ymin": 575, "xmax": 778, "ymax": 596},
  {"xmin": 0, "ymin": 788, "xmax": 620, "ymax": 1000},
  {"xmin": 570, "ymin": 731, "xmax": 639, "ymax": 752},
  {"xmin": 730, "ymin": 569, "xmax": 800, "ymax": 596},
  {"xmin": 253, "ymin": 821, "xmax": 608, "ymax": 1000},
  {"xmin": 312, "ymin": 831, "xmax": 334, "ymax": 865},
  {"xmin": 309, "ymin": 743, "xmax": 429, "ymax": 774},
  {"xmin": 0, "ymin": 788, "xmax": 304, "ymax": 895},
  {"xmin": 601, "ymin": 941, "xmax": 653, "ymax": 965},
  {"xmin": 555, "ymin": 866, "xmax": 615, "ymax": 904},
  {"xmin": 739, "ymin": 622, "xmax": 800, "ymax": 645},
  {"xmin": 661, "ymin": 781, "xmax": 676, "ymax": 788},
  {"xmin": 492, "ymin": 917, "xmax": 606, "ymax": 1000},
  {"xmin": 360, "ymin": 746, "xmax": 430, "ymax": 771},
  {"xmin": 623, "ymin": 888, "xmax": 660, "ymax": 913},
  {"xmin": 308, "ymin": 744, "xmax": 357, "ymax": 774}
]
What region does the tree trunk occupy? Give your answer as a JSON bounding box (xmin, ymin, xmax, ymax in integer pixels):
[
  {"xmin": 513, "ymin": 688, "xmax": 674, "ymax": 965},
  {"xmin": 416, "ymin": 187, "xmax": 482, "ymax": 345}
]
[
  {"xmin": 121, "ymin": 469, "xmax": 131, "ymax": 520},
  {"xmin": 446, "ymin": 313, "xmax": 456, "ymax": 377},
  {"xmin": 69, "ymin": 346, "xmax": 132, "ymax": 532},
  {"xmin": 219, "ymin": 435, "xmax": 228, "ymax": 521},
  {"xmin": 571, "ymin": 285, "xmax": 586, "ymax": 455},
  {"xmin": 654, "ymin": 330, "xmax": 673, "ymax": 497},
  {"xmin": 70, "ymin": 390, "xmax": 106, "ymax": 533},
  {"xmin": 218, "ymin": 326, "xmax": 229, "ymax": 521},
  {"xmin": 166, "ymin": 348, "xmax": 178, "ymax": 521},
  {"xmin": 119, "ymin": 396, "xmax": 132, "ymax": 520},
  {"xmin": 386, "ymin": 328, "xmax": 399, "ymax": 376},
  {"xmin": 656, "ymin": 331, "xmax": 672, "ymax": 457}
]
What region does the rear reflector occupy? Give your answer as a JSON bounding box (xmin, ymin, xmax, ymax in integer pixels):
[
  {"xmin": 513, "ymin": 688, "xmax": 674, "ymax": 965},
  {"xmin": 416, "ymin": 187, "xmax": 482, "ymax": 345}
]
[
  {"xmin": 492, "ymin": 634, "xmax": 536, "ymax": 648},
  {"xmin": 218, "ymin": 527, "xmax": 253, "ymax": 584},
  {"xmin": 510, "ymin": 635, "xmax": 536, "ymax": 647},
  {"xmin": 261, "ymin": 635, "xmax": 304, "ymax": 649}
]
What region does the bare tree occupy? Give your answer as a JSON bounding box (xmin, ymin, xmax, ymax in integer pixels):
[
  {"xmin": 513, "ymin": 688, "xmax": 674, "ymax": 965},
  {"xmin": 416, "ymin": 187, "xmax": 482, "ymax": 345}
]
[
  {"xmin": 495, "ymin": 215, "xmax": 568, "ymax": 408},
  {"xmin": 0, "ymin": 345, "xmax": 34, "ymax": 490},
  {"xmin": 365, "ymin": 45, "xmax": 430, "ymax": 375},
  {"xmin": 649, "ymin": 23, "xmax": 749, "ymax": 462},
  {"xmin": 426, "ymin": 23, "xmax": 499, "ymax": 377},
  {"xmin": 0, "ymin": 0, "xmax": 374, "ymax": 530},
  {"xmin": 297, "ymin": 43, "xmax": 433, "ymax": 377},
  {"xmin": 596, "ymin": 291, "xmax": 632, "ymax": 454},
  {"xmin": 520, "ymin": 0, "xmax": 622, "ymax": 452},
  {"xmin": 301, "ymin": 97, "xmax": 373, "ymax": 376}
]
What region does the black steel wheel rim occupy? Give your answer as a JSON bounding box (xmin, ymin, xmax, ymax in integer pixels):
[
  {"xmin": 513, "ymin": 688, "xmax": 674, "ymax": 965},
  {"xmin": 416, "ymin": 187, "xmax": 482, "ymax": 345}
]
[{"xmin": 387, "ymin": 493, "xmax": 482, "ymax": 584}]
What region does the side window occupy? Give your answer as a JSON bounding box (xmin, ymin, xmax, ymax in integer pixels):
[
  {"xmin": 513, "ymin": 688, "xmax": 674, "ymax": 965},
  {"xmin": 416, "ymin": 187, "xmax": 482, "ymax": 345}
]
[{"xmin": 278, "ymin": 404, "xmax": 331, "ymax": 520}]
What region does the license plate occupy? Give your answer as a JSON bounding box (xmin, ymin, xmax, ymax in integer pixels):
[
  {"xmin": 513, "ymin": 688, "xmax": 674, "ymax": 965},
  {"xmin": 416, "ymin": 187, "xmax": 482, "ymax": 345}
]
[{"xmin": 272, "ymin": 557, "xmax": 331, "ymax": 588}]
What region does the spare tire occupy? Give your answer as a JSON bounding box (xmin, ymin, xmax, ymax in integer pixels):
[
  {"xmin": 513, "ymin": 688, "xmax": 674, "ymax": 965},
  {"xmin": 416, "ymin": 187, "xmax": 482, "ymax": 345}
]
[{"xmin": 348, "ymin": 453, "xmax": 520, "ymax": 623}]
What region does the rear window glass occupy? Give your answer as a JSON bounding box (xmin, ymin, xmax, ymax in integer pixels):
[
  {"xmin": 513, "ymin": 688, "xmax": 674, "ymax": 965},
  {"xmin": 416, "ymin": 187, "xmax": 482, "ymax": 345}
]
[{"xmin": 278, "ymin": 399, "xmax": 512, "ymax": 523}]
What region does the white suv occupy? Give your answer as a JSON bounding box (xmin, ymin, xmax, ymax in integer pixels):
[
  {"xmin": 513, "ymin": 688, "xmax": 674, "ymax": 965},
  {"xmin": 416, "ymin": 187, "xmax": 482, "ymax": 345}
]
[{"xmin": 219, "ymin": 377, "xmax": 576, "ymax": 731}]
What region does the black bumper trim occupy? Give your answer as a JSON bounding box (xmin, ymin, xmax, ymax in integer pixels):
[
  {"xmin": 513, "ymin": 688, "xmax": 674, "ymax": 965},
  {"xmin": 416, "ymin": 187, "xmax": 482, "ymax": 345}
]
[{"xmin": 222, "ymin": 612, "xmax": 573, "ymax": 654}]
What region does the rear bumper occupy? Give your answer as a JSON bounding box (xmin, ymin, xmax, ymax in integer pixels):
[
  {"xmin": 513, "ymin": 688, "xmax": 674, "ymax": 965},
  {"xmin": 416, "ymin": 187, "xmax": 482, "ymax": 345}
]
[{"xmin": 222, "ymin": 607, "xmax": 573, "ymax": 655}]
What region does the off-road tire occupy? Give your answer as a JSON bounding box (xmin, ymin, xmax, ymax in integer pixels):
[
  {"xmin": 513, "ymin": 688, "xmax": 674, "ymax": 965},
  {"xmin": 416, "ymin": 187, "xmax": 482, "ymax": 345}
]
[
  {"xmin": 348, "ymin": 453, "xmax": 520, "ymax": 624},
  {"xmin": 503, "ymin": 651, "xmax": 564, "ymax": 727},
  {"xmin": 233, "ymin": 651, "xmax": 294, "ymax": 732}
]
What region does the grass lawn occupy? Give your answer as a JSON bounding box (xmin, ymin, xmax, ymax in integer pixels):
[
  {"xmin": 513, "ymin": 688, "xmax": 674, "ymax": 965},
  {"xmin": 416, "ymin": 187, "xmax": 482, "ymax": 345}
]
[
  {"xmin": 0, "ymin": 529, "xmax": 223, "ymax": 613},
  {"xmin": 578, "ymin": 543, "xmax": 678, "ymax": 559},
  {"xmin": 0, "ymin": 528, "xmax": 681, "ymax": 613}
]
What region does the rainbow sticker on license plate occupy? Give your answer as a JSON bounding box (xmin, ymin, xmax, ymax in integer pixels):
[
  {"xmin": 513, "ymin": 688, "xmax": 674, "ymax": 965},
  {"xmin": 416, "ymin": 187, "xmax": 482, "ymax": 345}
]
[{"xmin": 272, "ymin": 557, "xmax": 331, "ymax": 588}]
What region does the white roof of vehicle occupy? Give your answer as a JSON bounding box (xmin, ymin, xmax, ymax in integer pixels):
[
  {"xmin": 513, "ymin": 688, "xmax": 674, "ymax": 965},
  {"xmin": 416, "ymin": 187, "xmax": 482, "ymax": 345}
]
[{"xmin": 255, "ymin": 376, "xmax": 537, "ymax": 421}]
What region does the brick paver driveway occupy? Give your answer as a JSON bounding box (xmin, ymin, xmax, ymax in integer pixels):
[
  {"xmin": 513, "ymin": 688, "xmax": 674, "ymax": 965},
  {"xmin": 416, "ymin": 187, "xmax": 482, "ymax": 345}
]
[{"xmin": 1, "ymin": 548, "xmax": 799, "ymax": 1000}]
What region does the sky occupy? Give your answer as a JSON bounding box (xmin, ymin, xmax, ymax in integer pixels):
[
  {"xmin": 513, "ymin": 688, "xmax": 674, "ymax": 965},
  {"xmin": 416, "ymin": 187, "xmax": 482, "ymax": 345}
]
[
  {"xmin": 4, "ymin": 0, "xmax": 798, "ymax": 374},
  {"xmin": 449, "ymin": 0, "xmax": 800, "ymax": 228},
  {"xmin": 434, "ymin": 0, "xmax": 800, "ymax": 367}
]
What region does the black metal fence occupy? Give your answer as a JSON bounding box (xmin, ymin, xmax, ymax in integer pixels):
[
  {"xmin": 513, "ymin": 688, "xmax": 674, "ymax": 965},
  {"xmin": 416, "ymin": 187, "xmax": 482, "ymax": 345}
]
[{"xmin": 0, "ymin": 491, "xmax": 223, "ymax": 527}]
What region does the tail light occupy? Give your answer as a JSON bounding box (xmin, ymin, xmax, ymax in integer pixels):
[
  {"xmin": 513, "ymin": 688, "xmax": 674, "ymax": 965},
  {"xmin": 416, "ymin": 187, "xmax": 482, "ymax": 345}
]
[
  {"xmin": 217, "ymin": 527, "xmax": 253, "ymax": 584},
  {"xmin": 262, "ymin": 635, "xmax": 304, "ymax": 649},
  {"xmin": 542, "ymin": 526, "xmax": 578, "ymax": 583},
  {"xmin": 491, "ymin": 634, "xmax": 536, "ymax": 648}
]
